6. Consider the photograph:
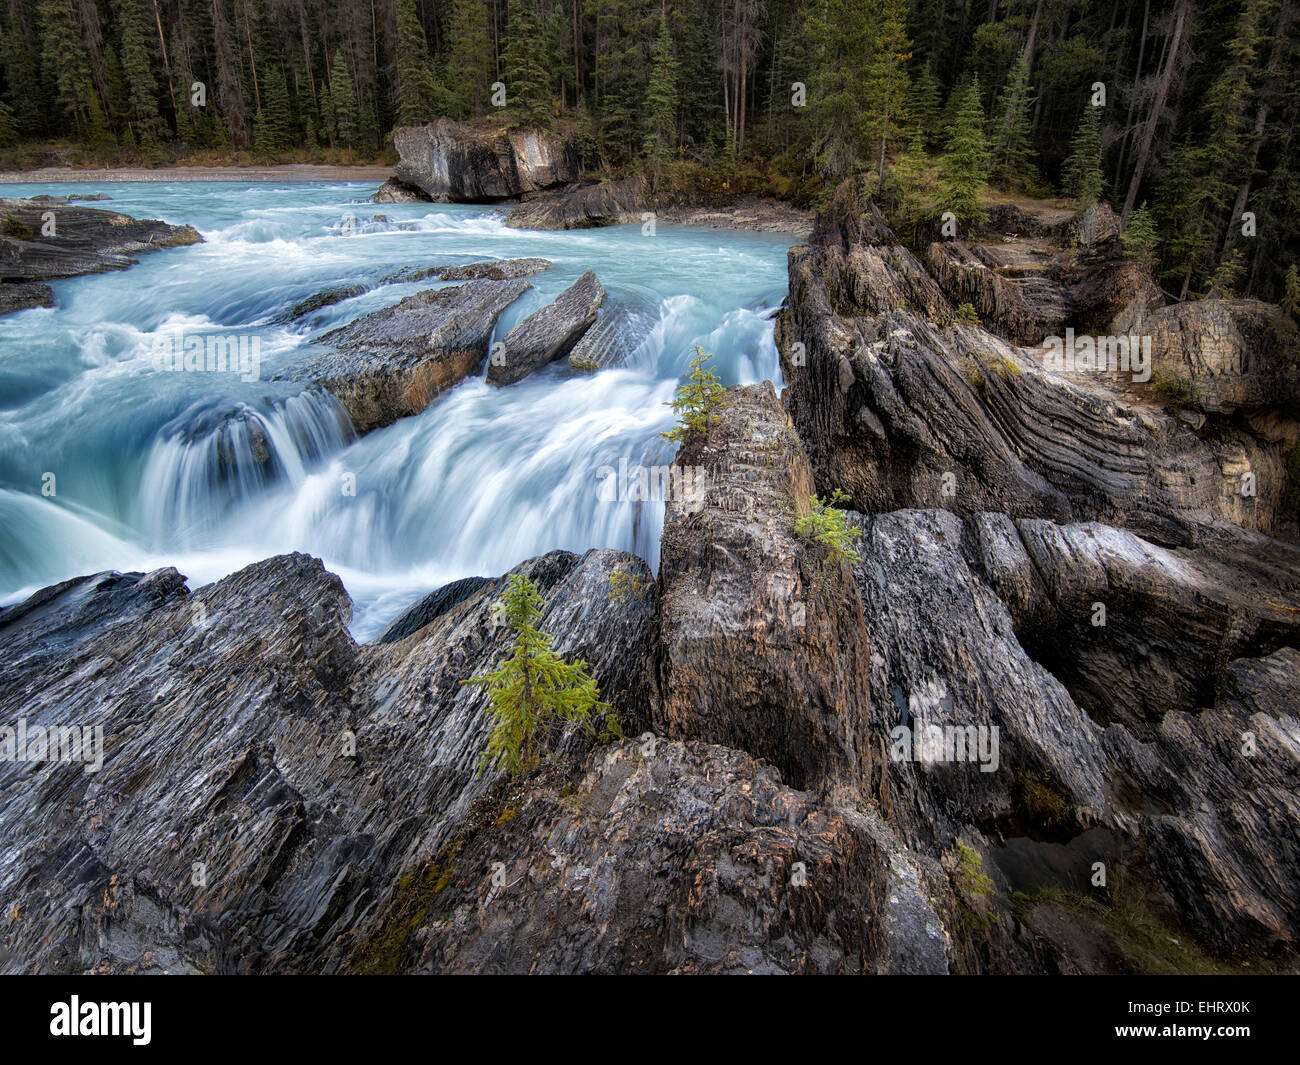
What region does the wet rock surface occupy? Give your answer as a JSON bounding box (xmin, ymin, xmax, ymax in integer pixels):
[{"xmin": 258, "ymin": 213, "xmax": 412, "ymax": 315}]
[
  {"xmin": 487, "ymin": 270, "xmax": 605, "ymax": 386},
  {"xmin": 0, "ymin": 197, "xmax": 202, "ymax": 314},
  {"xmin": 275, "ymin": 279, "xmax": 531, "ymax": 431}
]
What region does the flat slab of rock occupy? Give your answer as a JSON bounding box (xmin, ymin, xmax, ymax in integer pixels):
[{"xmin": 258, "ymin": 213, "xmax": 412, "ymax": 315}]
[
  {"xmin": 0, "ymin": 197, "xmax": 201, "ymax": 315},
  {"xmin": 487, "ymin": 270, "xmax": 605, "ymax": 386},
  {"xmin": 0, "ymin": 280, "xmax": 53, "ymax": 314},
  {"xmin": 276, "ymin": 278, "xmax": 530, "ymax": 431},
  {"xmin": 382, "ymin": 258, "xmax": 552, "ymax": 285},
  {"xmin": 273, "ymin": 283, "xmax": 371, "ymax": 324}
]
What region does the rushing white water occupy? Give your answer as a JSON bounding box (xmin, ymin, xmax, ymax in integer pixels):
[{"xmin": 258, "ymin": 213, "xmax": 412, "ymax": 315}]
[{"xmin": 0, "ymin": 182, "xmax": 793, "ymax": 638}]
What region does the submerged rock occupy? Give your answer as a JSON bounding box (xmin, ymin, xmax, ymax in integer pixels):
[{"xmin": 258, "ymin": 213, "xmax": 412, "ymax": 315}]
[
  {"xmin": 372, "ymin": 177, "xmax": 430, "ymax": 203},
  {"xmin": 275, "ymin": 278, "xmax": 530, "ymax": 431},
  {"xmin": 567, "ymin": 299, "xmax": 659, "ymax": 372},
  {"xmin": 487, "ymin": 270, "xmax": 605, "ymax": 386}
]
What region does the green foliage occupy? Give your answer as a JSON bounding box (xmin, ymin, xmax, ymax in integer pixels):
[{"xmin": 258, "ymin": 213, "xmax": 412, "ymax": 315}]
[
  {"xmin": 642, "ymin": 14, "xmax": 678, "ymax": 174},
  {"xmin": 116, "ymin": 0, "xmax": 165, "ymax": 147},
  {"xmin": 395, "ymin": 0, "xmax": 437, "ymax": 126},
  {"xmin": 252, "ymin": 67, "xmax": 292, "ymax": 155},
  {"xmin": 956, "ymin": 302, "xmax": 980, "ymax": 323},
  {"xmin": 328, "ymin": 50, "xmax": 359, "ymax": 150},
  {"xmin": 1122, "ymin": 201, "xmax": 1160, "ymax": 259},
  {"xmin": 1208, "ymin": 248, "xmax": 1246, "ymax": 300},
  {"xmin": 1061, "ymin": 102, "xmax": 1104, "ymax": 206},
  {"xmin": 607, "ymin": 568, "xmax": 647, "ymax": 604},
  {"xmin": 1284, "ymin": 265, "xmax": 1300, "ymax": 319},
  {"xmin": 502, "ymin": 0, "xmax": 551, "ymax": 126},
  {"xmin": 466, "ymin": 574, "xmax": 618, "ymax": 778},
  {"xmin": 953, "ymin": 839, "xmax": 995, "ymax": 927},
  {"xmin": 795, "ymin": 488, "xmax": 862, "ymax": 565},
  {"xmin": 939, "ymin": 78, "xmax": 990, "ymax": 227},
  {"xmin": 444, "ymin": 0, "xmax": 494, "ymax": 120},
  {"xmin": 908, "ymin": 61, "xmax": 943, "ymax": 149},
  {"xmin": 662, "ymin": 346, "xmax": 726, "ymax": 445},
  {"xmin": 989, "ymin": 49, "xmax": 1036, "ymax": 188}
]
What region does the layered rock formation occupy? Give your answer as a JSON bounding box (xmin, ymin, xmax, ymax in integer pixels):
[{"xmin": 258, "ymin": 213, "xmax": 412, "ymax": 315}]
[
  {"xmin": 388, "ymin": 120, "xmax": 579, "ymax": 202},
  {"xmin": 487, "ymin": 270, "xmax": 606, "ymax": 385},
  {"xmin": 0, "ymin": 196, "xmax": 202, "ymax": 315},
  {"xmin": 275, "ymin": 279, "xmax": 530, "ymax": 431}
]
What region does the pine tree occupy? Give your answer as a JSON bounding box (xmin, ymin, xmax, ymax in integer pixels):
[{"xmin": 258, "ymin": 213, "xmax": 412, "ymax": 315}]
[
  {"xmin": 501, "ymin": 0, "xmax": 551, "ymax": 126},
  {"xmin": 116, "ymin": 0, "xmax": 166, "ymax": 146},
  {"xmin": 395, "ymin": 0, "xmax": 437, "ymax": 125},
  {"xmin": 1061, "ymin": 102, "xmax": 1104, "ymax": 205},
  {"xmin": 1122, "ymin": 201, "xmax": 1159, "ymax": 260},
  {"xmin": 865, "ymin": 0, "xmax": 912, "ymax": 190},
  {"xmin": 253, "ymin": 66, "xmax": 291, "ymax": 155},
  {"xmin": 663, "ymin": 347, "xmax": 726, "ymax": 444},
  {"xmin": 329, "ymin": 50, "xmax": 358, "ymax": 150},
  {"xmin": 467, "ymin": 574, "xmax": 617, "ymax": 777},
  {"xmin": 909, "ymin": 60, "xmax": 943, "ymax": 149},
  {"xmin": 642, "ymin": 13, "xmax": 678, "ymax": 175},
  {"xmin": 805, "ymin": 0, "xmax": 875, "ymax": 181},
  {"xmin": 990, "ymin": 48, "xmax": 1036, "ymax": 187},
  {"xmin": 0, "ymin": 98, "xmax": 17, "ymax": 147},
  {"xmin": 38, "ymin": 0, "xmax": 109, "ymax": 143},
  {"xmin": 939, "ymin": 77, "xmax": 990, "ymax": 227},
  {"xmin": 445, "ymin": 0, "xmax": 494, "ymax": 120},
  {"xmin": 886, "ymin": 126, "xmax": 937, "ymax": 234}
]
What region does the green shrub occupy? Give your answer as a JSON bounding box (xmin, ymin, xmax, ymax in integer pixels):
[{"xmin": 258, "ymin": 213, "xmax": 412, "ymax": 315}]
[
  {"xmin": 956, "ymin": 302, "xmax": 980, "ymax": 324},
  {"xmin": 662, "ymin": 346, "xmax": 726, "ymax": 445},
  {"xmin": 466, "ymin": 574, "xmax": 619, "ymax": 777},
  {"xmin": 795, "ymin": 488, "xmax": 862, "ymax": 565}
]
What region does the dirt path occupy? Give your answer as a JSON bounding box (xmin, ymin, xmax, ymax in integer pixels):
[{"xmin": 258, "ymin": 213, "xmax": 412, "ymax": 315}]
[{"xmin": 0, "ymin": 164, "xmax": 393, "ymax": 184}]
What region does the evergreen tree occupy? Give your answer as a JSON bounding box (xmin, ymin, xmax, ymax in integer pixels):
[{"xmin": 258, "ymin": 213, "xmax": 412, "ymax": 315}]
[
  {"xmin": 445, "ymin": 0, "xmax": 494, "ymax": 119},
  {"xmin": 329, "ymin": 50, "xmax": 358, "ymax": 150},
  {"xmin": 939, "ymin": 77, "xmax": 990, "ymax": 227},
  {"xmin": 116, "ymin": 0, "xmax": 166, "ymax": 146},
  {"xmin": 0, "ymin": 97, "xmax": 16, "ymax": 147},
  {"xmin": 395, "ymin": 0, "xmax": 437, "ymax": 125},
  {"xmin": 642, "ymin": 13, "xmax": 679, "ymax": 174},
  {"xmin": 663, "ymin": 347, "xmax": 726, "ymax": 444},
  {"xmin": 1061, "ymin": 101, "xmax": 1104, "ymax": 205},
  {"xmin": 805, "ymin": 0, "xmax": 874, "ymax": 181},
  {"xmin": 467, "ymin": 574, "xmax": 617, "ymax": 777},
  {"xmin": 1122, "ymin": 201, "xmax": 1160, "ymax": 260},
  {"xmin": 252, "ymin": 66, "xmax": 292, "ymax": 154},
  {"xmin": 38, "ymin": 0, "xmax": 109, "ymax": 143},
  {"xmin": 990, "ymin": 48, "xmax": 1036, "ymax": 187},
  {"xmin": 501, "ymin": 0, "xmax": 551, "ymax": 126},
  {"xmin": 909, "ymin": 60, "xmax": 942, "ymax": 149},
  {"xmin": 865, "ymin": 0, "xmax": 912, "ymax": 189}
]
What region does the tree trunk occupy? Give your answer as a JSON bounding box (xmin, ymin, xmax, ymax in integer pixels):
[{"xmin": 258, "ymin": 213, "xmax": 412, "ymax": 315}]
[{"xmin": 1121, "ymin": 0, "xmax": 1189, "ymax": 221}]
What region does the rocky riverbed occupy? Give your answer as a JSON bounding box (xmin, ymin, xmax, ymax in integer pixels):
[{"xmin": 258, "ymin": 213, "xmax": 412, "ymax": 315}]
[{"xmin": 1, "ymin": 175, "xmax": 1297, "ymax": 974}]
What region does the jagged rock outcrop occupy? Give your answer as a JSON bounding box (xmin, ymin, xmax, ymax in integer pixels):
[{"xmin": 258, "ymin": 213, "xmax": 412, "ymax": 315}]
[
  {"xmin": 923, "ymin": 202, "xmax": 1164, "ymax": 346},
  {"xmin": 391, "ymin": 120, "xmax": 579, "ymax": 202},
  {"xmin": 375, "ymin": 576, "xmax": 493, "ymax": 644},
  {"xmin": 0, "ymin": 548, "xmax": 658, "ymax": 974},
  {"xmin": 505, "ymin": 177, "xmax": 650, "ymax": 230},
  {"xmin": 487, "ymin": 270, "xmax": 605, "ymax": 386},
  {"xmin": 1147, "ymin": 298, "xmax": 1300, "ymax": 415},
  {"xmin": 372, "ymin": 177, "xmax": 430, "ymax": 203},
  {"xmin": 274, "ymin": 283, "xmax": 371, "ymax": 324},
  {"xmin": 381, "ymin": 258, "xmax": 552, "ymax": 285},
  {"xmin": 655, "ymin": 382, "xmax": 873, "ymax": 792},
  {"xmin": 275, "ymin": 279, "xmax": 530, "ymax": 431},
  {"xmin": 0, "ymin": 197, "xmax": 202, "ymax": 315},
  {"xmin": 778, "ymin": 188, "xmax": 1296, "ymax": 543}
]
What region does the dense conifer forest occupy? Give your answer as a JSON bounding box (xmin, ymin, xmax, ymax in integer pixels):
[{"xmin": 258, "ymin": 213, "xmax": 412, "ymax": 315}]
[{"xmin": 1, "ymin": 0, "xmax": 1297, "ymax": 302}]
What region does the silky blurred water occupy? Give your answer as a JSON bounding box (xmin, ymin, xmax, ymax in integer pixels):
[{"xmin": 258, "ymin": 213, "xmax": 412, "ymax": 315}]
[{"xmin": 0, "ymin": 181, "xmax": 792, "ymax": 638}]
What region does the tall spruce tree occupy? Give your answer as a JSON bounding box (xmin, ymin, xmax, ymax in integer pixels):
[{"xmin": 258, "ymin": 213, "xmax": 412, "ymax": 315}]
[
  {"xmin": 116, "ymin": 0, "xmax": 166, "ymax": 146},
  {"xmin": 990, "ymin": 48, "xmax": 1036, "ymax": 187},
  {"xmin": 445, "ymin": 0, "xmax": 494, "ymax": 119},
  {"xmin": 395, "ymin": 0, "xmax": 437, "ymax": 125},
  {"xmin": 1061, "ymin": 101, "xmax": 1104, "ymax": 205},
  {"xmin": 328, "ymin": 49, "xmax": 358, "ymax": 150},
  {"xmin": 939, "ymin": 77, "xmax": 991, "ymax": 227},
  {"xmin": 642, "ymin": 13, "xmax": 679, "ymax": 174},
  {"xmin": 501, "ymin": 0, "xmax": 551, "ymax": 125}
]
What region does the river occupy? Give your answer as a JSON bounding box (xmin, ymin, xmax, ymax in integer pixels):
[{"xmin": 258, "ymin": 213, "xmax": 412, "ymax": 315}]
[{"xmin": 0, "ymin": 181, "xmax": 793, "ymax": 638}]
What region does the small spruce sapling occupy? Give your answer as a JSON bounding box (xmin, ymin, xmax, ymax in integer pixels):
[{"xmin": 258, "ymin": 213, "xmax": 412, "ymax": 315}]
[
  {"xmin": 466, "ymin": 574, "xmax": 619, "ymax": 777},
  {"xmin": 662, "ymin": 347, "xmax": 726, "ymax": 444}
]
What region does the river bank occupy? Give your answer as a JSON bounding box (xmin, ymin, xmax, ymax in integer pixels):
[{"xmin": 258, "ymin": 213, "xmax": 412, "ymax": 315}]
[{"xmin": 0, "ymin": 164, "xmax": 395, "ymax": 184}]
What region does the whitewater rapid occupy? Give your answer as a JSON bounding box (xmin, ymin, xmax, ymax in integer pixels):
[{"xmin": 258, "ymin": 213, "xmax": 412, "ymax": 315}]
[{"xmin": 0, "ymin": 182, "xmax": 793, "ymax": 638}]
